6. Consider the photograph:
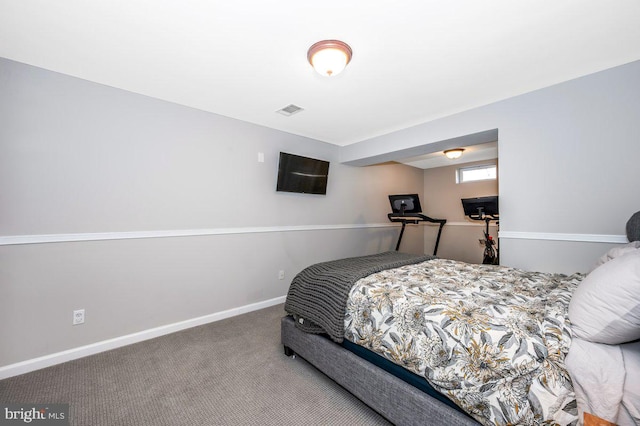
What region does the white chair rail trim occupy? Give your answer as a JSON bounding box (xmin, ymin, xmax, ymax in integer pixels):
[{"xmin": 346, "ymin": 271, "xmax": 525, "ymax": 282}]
[
  {"xmin": 0, "ymin": 224, "xmax": 626, "ymax": 245},
  {"xmin": 0, "ymin": 224, "xmax": 397, "ymax": 245},
  {"xmin": 499, "ymin": 231, "xmax": 627, "ymax": 244}
]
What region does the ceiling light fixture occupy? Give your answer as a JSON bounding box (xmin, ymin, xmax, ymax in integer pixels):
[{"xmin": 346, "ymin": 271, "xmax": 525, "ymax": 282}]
[
  {"xmin": 307, "ymin": 40, "xmax": 352, "ymax": 77},
  {"xmin": 444, "ymin": 148, "xmax": 465, "ymax": 160}
]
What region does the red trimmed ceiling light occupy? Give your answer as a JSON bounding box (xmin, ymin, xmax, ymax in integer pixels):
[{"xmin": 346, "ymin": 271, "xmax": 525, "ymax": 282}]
[{"xmin": 307, "ymin": 40, "xmax": 352, "ymax": 77}]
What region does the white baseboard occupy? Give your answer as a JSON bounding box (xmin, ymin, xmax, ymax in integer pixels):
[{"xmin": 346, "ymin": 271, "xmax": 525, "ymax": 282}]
[{"xmin": 0, "ymin": 296, "xmax": 286, "ymax": 380}]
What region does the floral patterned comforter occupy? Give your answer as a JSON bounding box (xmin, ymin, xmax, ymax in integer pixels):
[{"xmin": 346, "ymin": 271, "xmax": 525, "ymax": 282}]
[{"xmin": 344, "ymin": 259, "xmax": 584, "ymax": 425}]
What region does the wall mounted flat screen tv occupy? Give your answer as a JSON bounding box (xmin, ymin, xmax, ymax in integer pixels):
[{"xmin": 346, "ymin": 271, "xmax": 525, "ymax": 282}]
[{"xmin": 276, "ymin": 152, "xmax": 330, "ymax": 195}]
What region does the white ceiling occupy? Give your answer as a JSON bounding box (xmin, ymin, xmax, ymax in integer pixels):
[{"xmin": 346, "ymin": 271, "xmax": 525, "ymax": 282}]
[{"xmin": 1, "ymin": 1, "xmax": 639, "ymax": 147}]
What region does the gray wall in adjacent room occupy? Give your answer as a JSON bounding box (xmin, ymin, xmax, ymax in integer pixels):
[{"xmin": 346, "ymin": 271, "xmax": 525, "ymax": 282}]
[
  {"xmin": 423, "ymin": 160, "xmax": 499, "ymax": 264},
  {"xmin": 343, "ymin": 60, "xmax": 640, "ymax": 273},
  {"xmin": 0, "ymin": 58, "xmax": 424, "ymax": 367}
]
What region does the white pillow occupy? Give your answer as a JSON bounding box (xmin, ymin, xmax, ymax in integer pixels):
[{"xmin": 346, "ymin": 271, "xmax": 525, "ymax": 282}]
[
  {"xmin": 591, "ymin": 241, "xmax": 640, "ymax": 271},
  {"xmin": 569, "ymin": 250, "xmax": 640, "ymax": 344}
]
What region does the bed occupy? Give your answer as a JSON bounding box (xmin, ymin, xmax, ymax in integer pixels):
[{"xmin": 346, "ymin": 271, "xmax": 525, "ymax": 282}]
[{"xmin": 281, "ymin": 214, "xmax": 640, "ymax": 426}]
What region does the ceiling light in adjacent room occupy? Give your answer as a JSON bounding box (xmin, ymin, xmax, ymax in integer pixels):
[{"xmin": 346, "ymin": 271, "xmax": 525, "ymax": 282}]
[
  {"xmin": 307, "ymin": 40, "xmax": 352, "ymax": 77},
  {"xmin": 444, "ymin": 148, "xmax": 465, "ymax": 159}
]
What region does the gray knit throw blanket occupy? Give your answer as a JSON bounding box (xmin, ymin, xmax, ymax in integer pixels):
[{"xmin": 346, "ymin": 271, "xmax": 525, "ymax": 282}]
[{"xmin": 284, "ymin": 251, "xmax": 434, "ymax": 342}]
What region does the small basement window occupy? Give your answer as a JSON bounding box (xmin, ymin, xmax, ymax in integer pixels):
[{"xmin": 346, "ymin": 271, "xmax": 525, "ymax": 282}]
[{"xmin": 457, "ymin": 164, "xmax": 497, "ymax": 183}]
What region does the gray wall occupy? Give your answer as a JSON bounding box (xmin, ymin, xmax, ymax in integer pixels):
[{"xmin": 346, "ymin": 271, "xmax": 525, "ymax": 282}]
[
  {"xmin": 344, "ymin": 60, "xmax": 640, "ymax": 273},
  {"xmin": 3, "ymin": 57, "xmax": 639, "ymax": 370},
  {"xmin": 0, "ymin": 58, "xmax": 424, "ymax": 368}
]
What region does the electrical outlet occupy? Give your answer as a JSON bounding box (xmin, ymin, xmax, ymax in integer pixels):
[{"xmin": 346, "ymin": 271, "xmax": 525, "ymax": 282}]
[
  {"xmin": 73, "ymin": 309, "xmax": 85, "ymax": 325},
  {"xmin": 278, "ymin": 270, "xmax": 285, "ymax": 280}
]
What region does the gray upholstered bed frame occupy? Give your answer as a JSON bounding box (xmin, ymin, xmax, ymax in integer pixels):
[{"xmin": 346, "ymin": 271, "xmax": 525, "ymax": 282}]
[{"xmin": 281, "ymin": 315, "xmax": 479, "ymax": 426}]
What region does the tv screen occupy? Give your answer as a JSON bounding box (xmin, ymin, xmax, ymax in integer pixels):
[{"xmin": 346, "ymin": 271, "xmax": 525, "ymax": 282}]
[
  {"xmin": 276, "ymin": 152, "xmax": 330, "ymax": 195},
  {"xmin": 388, "ymin": 194, "xmax": 422, "ymax": 214},
  {"xmin": 461, "ymin": 196, "xmax": 499, "ymax": 218}
]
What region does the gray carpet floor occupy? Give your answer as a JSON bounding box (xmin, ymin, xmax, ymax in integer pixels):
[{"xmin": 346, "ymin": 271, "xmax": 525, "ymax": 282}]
[{"xmin": 0, "ymin": 304, "xmax": 391, "ymax": 425}]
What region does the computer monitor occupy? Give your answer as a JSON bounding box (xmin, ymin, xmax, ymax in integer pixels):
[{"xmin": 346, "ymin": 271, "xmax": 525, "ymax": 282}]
[
  {"xmin": 389, "ymin": 194, "xmax": 422, "ymax": 214},
  {"xmin": 461, "ymin": 196, "xmax": 499, "ymax": 219}
]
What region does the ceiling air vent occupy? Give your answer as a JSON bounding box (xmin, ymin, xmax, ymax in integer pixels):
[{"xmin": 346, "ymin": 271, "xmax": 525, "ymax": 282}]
[{"xmin": 276, "ymin": 104, "xmax": 304, "ymax": 116}]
